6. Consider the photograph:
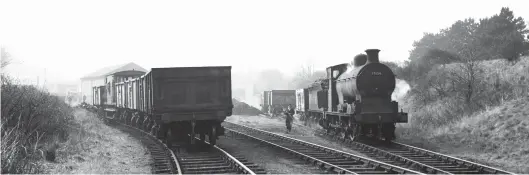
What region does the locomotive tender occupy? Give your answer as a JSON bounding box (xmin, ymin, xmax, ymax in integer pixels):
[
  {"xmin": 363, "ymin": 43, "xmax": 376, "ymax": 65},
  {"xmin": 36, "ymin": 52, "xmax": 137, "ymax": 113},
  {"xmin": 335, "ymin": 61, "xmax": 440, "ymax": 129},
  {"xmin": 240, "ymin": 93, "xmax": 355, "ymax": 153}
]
[
  {"xmin": 92, "ymin": 66, "xmax": 233, "ymax": 146},
  {"xmin": 296, "ymin": 49, "xmax": 408, "ymax": 142}
]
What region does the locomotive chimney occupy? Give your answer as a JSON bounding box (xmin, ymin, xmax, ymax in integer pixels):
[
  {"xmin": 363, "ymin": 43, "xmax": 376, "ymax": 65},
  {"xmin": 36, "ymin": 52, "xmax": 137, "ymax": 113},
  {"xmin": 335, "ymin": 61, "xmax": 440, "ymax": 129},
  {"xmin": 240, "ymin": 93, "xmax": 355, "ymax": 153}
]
[{"xmin": 365, "ymin": 49, "xmax": 380, "ymax": 64}]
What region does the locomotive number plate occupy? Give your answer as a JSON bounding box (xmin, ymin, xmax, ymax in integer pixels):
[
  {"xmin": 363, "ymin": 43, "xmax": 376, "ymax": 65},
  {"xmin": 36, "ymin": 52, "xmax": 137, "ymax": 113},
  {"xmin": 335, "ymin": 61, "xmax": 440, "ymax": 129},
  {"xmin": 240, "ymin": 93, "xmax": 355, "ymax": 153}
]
[{"xmin": 372, "ymin": 72, "xmax": 382, "ymax": 76}]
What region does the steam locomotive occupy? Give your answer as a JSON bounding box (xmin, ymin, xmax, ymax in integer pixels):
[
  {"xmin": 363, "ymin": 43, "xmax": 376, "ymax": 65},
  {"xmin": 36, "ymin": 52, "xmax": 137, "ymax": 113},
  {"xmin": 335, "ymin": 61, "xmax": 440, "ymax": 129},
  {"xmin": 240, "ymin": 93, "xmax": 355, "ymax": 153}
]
[{"xmin": 296, "ymin": 49, "xmax": 408, "ymax": 142}]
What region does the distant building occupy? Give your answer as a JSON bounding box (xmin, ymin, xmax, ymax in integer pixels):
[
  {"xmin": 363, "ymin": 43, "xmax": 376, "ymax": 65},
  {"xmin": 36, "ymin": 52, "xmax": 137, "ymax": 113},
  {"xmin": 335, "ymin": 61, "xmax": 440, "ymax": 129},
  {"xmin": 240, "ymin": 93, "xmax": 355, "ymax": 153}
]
[
  {"xmin": 47, "ymin": 83, "xmax": 78, "ymax": 96},
  {"xmin": 80, "ymin": 62, "xmax": 147, "ymax": 105}
]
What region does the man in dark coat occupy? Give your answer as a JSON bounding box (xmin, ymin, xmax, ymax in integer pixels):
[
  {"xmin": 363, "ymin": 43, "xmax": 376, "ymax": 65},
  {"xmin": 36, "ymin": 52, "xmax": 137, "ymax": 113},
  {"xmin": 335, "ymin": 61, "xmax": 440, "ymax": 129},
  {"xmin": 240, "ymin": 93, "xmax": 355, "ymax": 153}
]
[{"xmin": 285, "ymin": 105, "xmax": 295, "ymax": 133}]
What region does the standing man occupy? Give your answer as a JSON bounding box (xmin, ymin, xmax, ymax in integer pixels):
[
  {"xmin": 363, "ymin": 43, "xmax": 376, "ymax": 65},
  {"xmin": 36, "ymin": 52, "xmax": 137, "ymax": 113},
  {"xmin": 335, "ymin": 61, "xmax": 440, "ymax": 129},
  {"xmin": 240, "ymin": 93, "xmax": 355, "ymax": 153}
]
[{"xmin": 285, "ymin": 105, "xmax": 295, "ymax": 133}]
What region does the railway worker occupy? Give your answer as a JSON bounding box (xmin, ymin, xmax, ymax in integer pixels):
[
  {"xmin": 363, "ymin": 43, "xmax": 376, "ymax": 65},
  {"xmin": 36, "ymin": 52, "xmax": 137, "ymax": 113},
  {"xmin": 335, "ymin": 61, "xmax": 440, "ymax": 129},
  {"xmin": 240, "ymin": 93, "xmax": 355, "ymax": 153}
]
[{"xmin": 285, "ymin": 105, "xmax": 295, "ymax": 133}]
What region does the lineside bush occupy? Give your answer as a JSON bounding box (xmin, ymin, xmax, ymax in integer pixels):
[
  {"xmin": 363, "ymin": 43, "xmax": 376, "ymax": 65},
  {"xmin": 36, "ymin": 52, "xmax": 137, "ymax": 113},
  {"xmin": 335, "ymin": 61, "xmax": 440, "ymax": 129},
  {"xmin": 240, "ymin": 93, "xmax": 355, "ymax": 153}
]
[
  {"xmin": 401, "ymin": 56, "xmax": 529, "ymax": 132},
  {"xmin": 1, "ymin": 74, "xmax": 74, "ymax": 173},
  {"xmin": 396, "ymin": 56, "xmax": 529, "ymax": 173}
]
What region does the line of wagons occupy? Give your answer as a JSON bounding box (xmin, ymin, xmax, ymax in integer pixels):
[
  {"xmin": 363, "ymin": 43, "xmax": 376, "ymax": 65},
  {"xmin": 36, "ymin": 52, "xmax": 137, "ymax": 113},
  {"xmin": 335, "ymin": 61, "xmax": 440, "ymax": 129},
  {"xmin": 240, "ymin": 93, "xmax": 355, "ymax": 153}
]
[
  {"xmin": 86, "ymin": 48, "xmax": 408, "ymax": 147},
  {"xmin": 90, "ymin": 66, "xmax": 233, "ymax": 146},
  {"xmin": 260, "ymin": 49, "xmax": 409, "ymax": 142}
]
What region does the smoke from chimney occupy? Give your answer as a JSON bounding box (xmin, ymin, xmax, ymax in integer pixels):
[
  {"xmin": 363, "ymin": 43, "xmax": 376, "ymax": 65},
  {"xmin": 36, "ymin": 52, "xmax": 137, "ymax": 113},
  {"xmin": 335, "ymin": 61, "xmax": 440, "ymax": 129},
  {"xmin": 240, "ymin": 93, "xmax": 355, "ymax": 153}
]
[{"xmin": 353, "ymin": 54, "xmax": 367, "ymax": 67}]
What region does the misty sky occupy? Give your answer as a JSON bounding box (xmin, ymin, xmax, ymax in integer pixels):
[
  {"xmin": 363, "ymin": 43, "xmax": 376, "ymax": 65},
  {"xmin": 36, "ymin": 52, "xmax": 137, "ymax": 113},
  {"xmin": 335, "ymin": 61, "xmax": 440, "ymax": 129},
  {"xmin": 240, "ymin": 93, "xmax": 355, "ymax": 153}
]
[{"xmin": 1, "ymin": 0, "xmax": 528, "ymax": 85}]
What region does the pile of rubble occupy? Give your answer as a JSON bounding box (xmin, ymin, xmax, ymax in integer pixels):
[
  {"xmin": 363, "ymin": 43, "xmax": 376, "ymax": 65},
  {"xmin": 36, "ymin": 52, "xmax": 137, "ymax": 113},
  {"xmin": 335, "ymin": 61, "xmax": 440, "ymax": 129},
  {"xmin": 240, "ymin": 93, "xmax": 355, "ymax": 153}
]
[{"xmin": 232, "ymin": 98, "xmax": 263, "ymax": 116}]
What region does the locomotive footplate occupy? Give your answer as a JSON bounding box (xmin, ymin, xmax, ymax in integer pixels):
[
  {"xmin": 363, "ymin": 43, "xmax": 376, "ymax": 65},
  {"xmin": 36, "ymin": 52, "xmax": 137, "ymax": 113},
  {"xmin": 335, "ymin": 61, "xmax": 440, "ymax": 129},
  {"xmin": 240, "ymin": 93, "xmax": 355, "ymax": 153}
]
[
  {"xmin": 322, "ymin": 112, "xmax": 407, "ymax": 123},
  {"xmin": 354, "ymin": 112, "xmax": 408, "ymax": 123},
  {"xmin": 324, "ymin": 112, "xmax": 354, "ymax": 117}
]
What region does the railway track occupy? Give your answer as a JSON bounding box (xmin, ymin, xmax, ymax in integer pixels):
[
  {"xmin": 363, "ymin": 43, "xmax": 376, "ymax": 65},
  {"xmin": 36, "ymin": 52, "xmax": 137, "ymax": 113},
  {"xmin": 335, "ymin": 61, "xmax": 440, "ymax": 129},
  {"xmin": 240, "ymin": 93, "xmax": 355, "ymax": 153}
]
[
  {"xmin": 223, "ymin": 122, "xmax": 423, "ymax": 174},
  {"xmin": 315, "ymin": 130, "xmax": 516, "ymax": 174},
  {"xmin": 108, "ymin": 119, "xmax": 263, "ymax": 174},
  {"xmin": 113, "ymin": 122, "xmax": 181, "ymax": 174},
  {"xmin": 175, "ymin": 136, "xmax": 266, "ymax": 174}
]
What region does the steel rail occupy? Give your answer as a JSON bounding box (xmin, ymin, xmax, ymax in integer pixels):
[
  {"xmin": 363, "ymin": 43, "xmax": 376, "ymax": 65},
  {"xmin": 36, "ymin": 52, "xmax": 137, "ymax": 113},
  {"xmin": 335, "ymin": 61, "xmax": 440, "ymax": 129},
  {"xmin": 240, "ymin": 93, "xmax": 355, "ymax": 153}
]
[
  {"xmin": 225, "ymin": 122, "xmax": 424, "ymax": 174},
  {"xmin": 316, "ymin": 130, "xmax": 452, "ymax": 174},
  {"xmin": 118, "ymin": 122, "xmax": 182, "ymax": 174},
  {"xmin": 226, "ymin": 128, "xmax": 357, "ymax": 174},
  {"xmin": 193, "ymin": 135, "xmax": 257, "ymax": 175},
  {"xmin": 392, "ymin": 141, "xmax": 517, "ymax": 174}
]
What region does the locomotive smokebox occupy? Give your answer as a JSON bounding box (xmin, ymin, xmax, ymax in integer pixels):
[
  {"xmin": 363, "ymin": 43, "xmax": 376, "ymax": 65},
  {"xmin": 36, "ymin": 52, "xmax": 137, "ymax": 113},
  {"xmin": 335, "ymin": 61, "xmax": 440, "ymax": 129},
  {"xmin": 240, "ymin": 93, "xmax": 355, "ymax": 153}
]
[{"xmin": 365, "ymin": 49, "xmax": 380, "ymax": 64}]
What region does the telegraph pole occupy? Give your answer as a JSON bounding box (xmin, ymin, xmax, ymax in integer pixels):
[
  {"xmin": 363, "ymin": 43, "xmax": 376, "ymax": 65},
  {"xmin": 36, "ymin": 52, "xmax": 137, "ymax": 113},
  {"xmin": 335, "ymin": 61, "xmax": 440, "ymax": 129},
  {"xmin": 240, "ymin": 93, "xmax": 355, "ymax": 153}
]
[{"xmin": 44, "ymin": 68, "xmax": 47, "ymax": 88}]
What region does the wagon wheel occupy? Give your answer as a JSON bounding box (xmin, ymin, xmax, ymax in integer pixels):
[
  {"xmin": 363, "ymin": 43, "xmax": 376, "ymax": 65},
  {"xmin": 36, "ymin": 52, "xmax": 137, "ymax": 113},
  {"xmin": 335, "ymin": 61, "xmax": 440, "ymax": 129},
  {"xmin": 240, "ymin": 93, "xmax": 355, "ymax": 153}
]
[
  {"xmin": 151, "ymin": 123, "xmax": 159, "ymax": 136},
  {"xmin": 165, "ymin": 127, "xmax": 173, "ymax": 148},
  {"xmin": 142, "ymin": 116, "xmax": 149, "ymax": 131},
  {"xmin": 190, "ymin": 121, "xmax": 196, "ymax": 145},
  {"xmin": 209, "ymin": 126, "xmax": 217, "ymax": 145},
  {"xmin": 200, "ymin": 133, "xmax": 206, "ymax": 143},
  {"xmin": 129, "ymin": 114, "xmax": 135, "ymax": 127}
]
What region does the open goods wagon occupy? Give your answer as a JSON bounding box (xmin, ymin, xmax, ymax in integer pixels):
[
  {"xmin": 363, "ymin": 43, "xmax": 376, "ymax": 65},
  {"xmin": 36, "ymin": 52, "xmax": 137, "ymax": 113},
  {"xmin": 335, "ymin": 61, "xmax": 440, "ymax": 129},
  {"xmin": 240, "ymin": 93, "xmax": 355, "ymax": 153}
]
[
  {"xmin": 265, "ymin": 90, "xmax": 295, "ymax": 117},
  {"xmin": 259, "ymin": 91, "xmax": 271, "ymax": 113},
  {"xmin": 94, "ymin": 66, "xmax": 233, "ymax": 146}
]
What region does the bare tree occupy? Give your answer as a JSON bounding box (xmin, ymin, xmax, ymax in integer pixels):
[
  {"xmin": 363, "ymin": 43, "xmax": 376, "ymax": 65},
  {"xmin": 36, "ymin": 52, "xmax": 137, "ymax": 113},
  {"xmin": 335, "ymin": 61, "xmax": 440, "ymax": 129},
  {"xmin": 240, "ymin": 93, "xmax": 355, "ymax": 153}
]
[
  {"xmin": 1, "ymin": 47, "xmax": 11, "ymax": 69},
  {"xmin": 426, "ymin": 40, "xmax": 487, "ymax": 107},
  {"xmin": 290, "ymin": 62, "xmax": 325, "ymax": 89}
]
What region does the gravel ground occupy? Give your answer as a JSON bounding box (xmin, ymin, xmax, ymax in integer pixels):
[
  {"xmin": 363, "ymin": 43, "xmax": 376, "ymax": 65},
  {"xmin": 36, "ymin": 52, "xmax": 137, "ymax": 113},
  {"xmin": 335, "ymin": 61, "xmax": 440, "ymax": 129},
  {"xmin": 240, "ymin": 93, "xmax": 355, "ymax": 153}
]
[
  {"xmin": 225, "ymin": 115, "xmax": 367, "ymax": 157},
  {"xmin": 40, "ymin": 109, "xmax": 152, "ymax": 174},
  {"xmin": 217, "ymin": 134, "xmax": 327, "ymax": 174}
]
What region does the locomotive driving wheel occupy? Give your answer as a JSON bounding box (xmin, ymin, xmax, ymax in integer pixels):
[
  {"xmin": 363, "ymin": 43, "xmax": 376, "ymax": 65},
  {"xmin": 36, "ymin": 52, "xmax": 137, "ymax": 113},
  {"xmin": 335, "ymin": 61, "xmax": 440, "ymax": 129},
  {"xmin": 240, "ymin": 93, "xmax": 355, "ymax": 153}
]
[
  {"xmin": 350, "ymin": 124, "xmax": 361, "ymax": 141},
  {"xmin": 340, "ymin": 130, "xmax": 347, "ymax": 142}
]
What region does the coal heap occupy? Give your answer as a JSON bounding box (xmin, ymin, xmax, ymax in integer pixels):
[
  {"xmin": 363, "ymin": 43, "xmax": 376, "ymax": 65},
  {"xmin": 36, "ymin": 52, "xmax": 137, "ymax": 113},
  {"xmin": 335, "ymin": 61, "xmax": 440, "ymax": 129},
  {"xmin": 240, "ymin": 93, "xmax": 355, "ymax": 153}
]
[{"xmin": 232, "ymin": 98, "xmax": 263, "ymax": 116}]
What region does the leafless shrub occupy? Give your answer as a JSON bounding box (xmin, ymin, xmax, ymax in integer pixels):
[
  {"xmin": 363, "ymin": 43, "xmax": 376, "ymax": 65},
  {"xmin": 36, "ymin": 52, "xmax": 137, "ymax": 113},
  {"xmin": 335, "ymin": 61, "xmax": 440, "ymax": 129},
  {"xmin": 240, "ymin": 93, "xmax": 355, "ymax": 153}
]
[
  {"xmin": 1, "ymin": 74, "xmax": 74, "ymax": 173},
  {"xmin": 401, "ymin": 56, "xmax": 529, "ymax": 137},
  {"xmin": 289, "ymin": 63, "xmax": 326, "ymax": 90}
]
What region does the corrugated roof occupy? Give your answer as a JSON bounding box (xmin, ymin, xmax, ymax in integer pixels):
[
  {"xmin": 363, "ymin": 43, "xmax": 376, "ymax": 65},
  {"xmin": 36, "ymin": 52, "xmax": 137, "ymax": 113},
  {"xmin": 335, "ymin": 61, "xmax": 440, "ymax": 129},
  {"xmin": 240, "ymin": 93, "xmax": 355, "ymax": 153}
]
[{"xmin": 81, "ymin": 62, "xmax": 148, "ymax": 80}]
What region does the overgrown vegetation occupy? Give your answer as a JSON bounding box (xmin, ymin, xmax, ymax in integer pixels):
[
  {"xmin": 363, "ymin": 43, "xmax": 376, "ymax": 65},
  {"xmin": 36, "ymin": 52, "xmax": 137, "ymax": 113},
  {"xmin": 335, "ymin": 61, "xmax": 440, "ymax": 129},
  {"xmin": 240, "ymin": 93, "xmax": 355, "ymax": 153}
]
[
  {"xmin": 392, "ymin": 7, "xmax": 529, "ymax": 173},
  {"xmin": 1, "ymin": 48, "xmax": 75, "ymax": 173},
  {"xmin": 395, "ymin": 7, "xmax": 528, "ymax": 130},
  {"xmin": 288, "ymin": 63, "xmax": 326, "ymax": 90}
]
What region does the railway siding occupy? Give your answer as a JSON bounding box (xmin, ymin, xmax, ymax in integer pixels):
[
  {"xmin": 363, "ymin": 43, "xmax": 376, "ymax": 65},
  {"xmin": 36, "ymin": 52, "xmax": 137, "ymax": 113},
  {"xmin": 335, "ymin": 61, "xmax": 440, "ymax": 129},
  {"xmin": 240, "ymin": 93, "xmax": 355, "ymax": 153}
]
[
  {"xmin": 175, "ymin": 137, "xmax": 265, "ymax": 174},
  {"xmin": 390, "ymin": 142, "xmax": 516, "ymax": 174},
  {"xmin": 223, "ymin": 122, "xmax": 423, "ymax": 174},
  {"xmin": 90, "ymin": 106, "xmax": 263, "ymax": 174},
  {"xmin": 315, "ymin": 130, "xmax": 516, "ymax": 174}
]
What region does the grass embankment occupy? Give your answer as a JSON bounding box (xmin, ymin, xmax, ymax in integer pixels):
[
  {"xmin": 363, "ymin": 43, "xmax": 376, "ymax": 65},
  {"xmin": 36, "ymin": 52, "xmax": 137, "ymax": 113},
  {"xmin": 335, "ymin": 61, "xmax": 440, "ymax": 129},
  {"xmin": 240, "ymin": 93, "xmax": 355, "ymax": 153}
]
[
  {"xmin": 397, "ymin": 57, "xmax": 529, "ymax": 173},
  {"xmin": 1, "ymin": 75, "xmax": 151, "ymax": 173},
  {"xmin": 40, "ymin": 109, "xmax": 151, "ymax": 174}
]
